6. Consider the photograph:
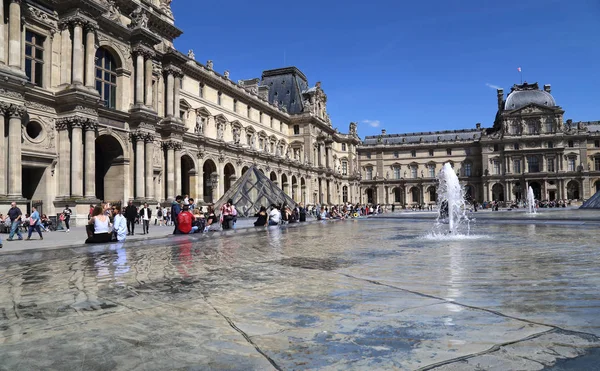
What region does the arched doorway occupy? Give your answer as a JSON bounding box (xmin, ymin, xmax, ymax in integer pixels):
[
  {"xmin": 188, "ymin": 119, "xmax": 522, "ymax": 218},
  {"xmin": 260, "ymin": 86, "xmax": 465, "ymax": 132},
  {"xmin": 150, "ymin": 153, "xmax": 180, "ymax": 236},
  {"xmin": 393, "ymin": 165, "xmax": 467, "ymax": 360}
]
[
  {"xmin": 410, "ymin": 187, "xmax": 420, "ymax": 204},
  {"xmin": 281, "ymin": 174, "xmax": 288, "ymax": 195},
  {"xmin": 95, "ymin": 135, "xmax": 125, "ymax": 202},
  {"xmin": 342, "ymin": 185, "xmax": 348, "ymax": 203},
  {"xmin": 291, "ymin": 176, "xmax": 298, "ymax": 201},
  {"xmin": 223, "ymin": 163, "xmax": 236, "ymax": 193},
  {"xmin": 567, "ymin": 180, "xmax": 580, "ymax": 200},
  {"xmin": 427, "ymin": 186, "xmax": 437, "ymax": 203},
  {"xmin": 270, "ymin": 171, "xmax": 277, "ymax": 186},
  {"xmin": 529, "ymin": 181, "xmax": 542, "ymax": 201},
  {"xmin": 366, "ymin": 188, "xmax": 374, "ymax": 204},
  {"xmin": 393, "ymin": 187, "xmax": 404, "ymax": 204},
  {"xmin": 181, "ymin": 155, "xmax": 195, "ymax": 197},
  {"xmin": 465, "ymin": 184, "xmax": 475, "ymax": 201},
  {"xmin": 595, "ymin": 180, "xmax": 600, "ymax": 193},
  {"xmin": 203, "ymin": 159, "xmax": 217, "ymax": 203},
  {"xmin": 492, "ymin": 183, "xmax": 504, "ymax": 202},
  {"xmin": 241, "ymin": 166, "xmax": 249, "ymax": 175},
  {"xmin": 513, "ymin": 182, "xmax": 523, "ymax": 202}
]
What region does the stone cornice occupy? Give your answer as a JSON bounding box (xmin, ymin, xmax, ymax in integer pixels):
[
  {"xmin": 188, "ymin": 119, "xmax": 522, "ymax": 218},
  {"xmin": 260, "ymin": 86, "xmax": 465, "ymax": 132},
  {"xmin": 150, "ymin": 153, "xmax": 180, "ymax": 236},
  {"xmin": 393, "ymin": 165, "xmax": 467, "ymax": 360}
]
[{"xmin": 114, "ymin": 0, "xmax": 183, "ymax": 41}]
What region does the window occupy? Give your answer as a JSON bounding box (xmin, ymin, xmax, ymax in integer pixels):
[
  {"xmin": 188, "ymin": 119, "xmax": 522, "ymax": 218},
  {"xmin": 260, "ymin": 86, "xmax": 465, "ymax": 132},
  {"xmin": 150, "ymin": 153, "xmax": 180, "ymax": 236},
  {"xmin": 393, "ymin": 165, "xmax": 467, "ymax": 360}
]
[
  {"xmin": 595, "ymin": 140, "xmax": 599, "ymax": 148},
  {"xmin": 270, "ymin": 117, "xmax": 273, "ymax": 128},
  {"xmin": 233, "ymin": 99, "xmax": 237, "ymax": 112},
  {"xmin": 366, "ymin": 152, "xmax": 371, "ymax": 159},
  {"xmin": 513, "ymin": 159, "xmax": 521, "ymax": 174},
  {"xmin": 493, "ymin": 144, "xmax": 499, "ymax": 152},
  {"xmin": 95, "ymin": 48, "xmax": 117, "ymax": 109},
  {"xmin": 366, "ymin": 167, "xmax": 373, "ymax": 180},
  {"xmin": 545, "ymin": 121, "xmax": 553, "ymax": 133},
  {"xmin": 464, "ymin": 163, "xmax": 472, "ymax": 177},
  {"xmin": 568, "ymin": 140, "xmax": 574, "ymax": 148},
  {"xmin": 217, "ymin": 91, "xmax": 222, "ymax": 105},
  {"xmin": 446, "ymin": 148, "xmax": 452, "ymax": 155},
  {"xmin": 293, "ymin": 125, "xmax": 300, "ymax": 135},
  {"xmin": 513, "ymin": 143, "xmax": 519, "ymax": 150},
  {"xmin": 595, "ymin": 158, "xmax": 600, "ymax": 171},
  {"xmin": 393, "ymin": 151, "xmax": 399, "ymax": 158},
  {"xmin": 548, "ymin": 141, "xmax": 554, "ymax": 149},
  {"xmin": 411, "ymin": 166, "xmax": 418, "ymax": 179},
  {"xmin": 429, "ymin": 165, "xmax": 436, "ymax": 178},
  {"xmin": 393, "ymin": 166, "xmax": 400, "ymax": 179},
  {"xmin": 342, "ymin": 161, "xmax": 348, "ymax": 175},
  {"xmin": 341, "ymin": 143, "xmax": 346, "ymax": 151},
  {"xmin": 493, "ymin": 160, "xmax": 501, "ymax": 175},
  {"xmin": 411, "ymin": 150, "xmax": 416, "ymax": 157},
  {"xmin": 429, "ymin": 149, "xmax": 434, "ymax": 156},
  {"xmin": 25, "ymin": 31, "xmax": 45, "ymax": 86},
  {"xmin": 280, "ymin": 122, "xmax": 283, "ymax": 132},
  {"xmin": 246, "ymin": 133, "xmax": 252, "ymax": 146},
  {"xmin": 528, "ymin": 122, "xmax": 536, "ymax": 134},
  {"xmin": 199, "ymin": 83, "xmax": 204, "ymax": 98},
  {"xmin": 547, "ymin": 158, "xmax": 555, "ymax": 172},
  {"xmin": 510, "ymin": 125, "xmax": 518, "ymax": 135},
  {"xmin": 465, "ymin": 148, "xmax": 471, "ymax": 155},
  {"xmin": 568, "ymin": 158, "xmax": 575, "ymax": 172},
  {"xmin": 259, "ymin": 138, "xmax": 264, "ymax": 150},
  {"xmin": 259, "ymin": 112, "xmax": 263, "ymax": 123},
  {"xmin": 179, "ymin": 78, "xmax": 183, "ymax": 88},
  {"xmin": 342, "ymin": 186, "xmax": 348, "ymax": 203},
  {"xmin": 247, "ymin": 105, "xmax": 251, "ymax": 118},
  {"xmin": 528, "ymin": 156, "xmax": 540, "ymax": 173}
]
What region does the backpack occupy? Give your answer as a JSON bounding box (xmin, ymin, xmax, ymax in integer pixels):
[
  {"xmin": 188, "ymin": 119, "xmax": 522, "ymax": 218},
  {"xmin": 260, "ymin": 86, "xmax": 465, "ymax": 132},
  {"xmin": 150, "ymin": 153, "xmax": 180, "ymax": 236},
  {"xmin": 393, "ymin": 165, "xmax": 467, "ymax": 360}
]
[{"xmin": 158, "ymin": 209, "xmax": 163, "ymax": 217}]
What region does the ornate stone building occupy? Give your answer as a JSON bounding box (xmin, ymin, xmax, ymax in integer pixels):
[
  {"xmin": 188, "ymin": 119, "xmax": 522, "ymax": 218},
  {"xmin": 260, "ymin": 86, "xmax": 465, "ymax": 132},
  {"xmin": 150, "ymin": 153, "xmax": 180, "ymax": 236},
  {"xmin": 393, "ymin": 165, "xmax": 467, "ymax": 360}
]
[
  {"xmin": 359, "ymin": 82, "xmax": 600, "ymax": 207},
  {"xmin": 0, "ymin": 0, "xmax": 360, "ymax": 225}
]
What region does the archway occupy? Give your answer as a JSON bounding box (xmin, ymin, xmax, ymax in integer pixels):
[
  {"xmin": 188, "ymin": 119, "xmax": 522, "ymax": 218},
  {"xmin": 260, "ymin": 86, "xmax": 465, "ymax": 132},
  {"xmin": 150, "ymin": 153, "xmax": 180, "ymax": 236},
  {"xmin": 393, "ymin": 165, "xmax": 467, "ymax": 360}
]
[
  {"xmin": 410, "ymin": 187, "xmax": 420, "ymax": 204},
  {"xmin": 465, "ymin": 184, "xmax": 475, "ymax": 201},
  {"xmin": 513, "ymin": 182, "xmax": 523, "ymax": 201},
  {"xmin": 241, "ymin": 166, "xmax": 249, "ymax": 175},
  {"xmin": 492, "ymin": 183, "xmax": 504, "ymax": 202},
  {"xmin": 181, "ymin": 155, "xmax": 195, "ymax": 197},
  {"xmin": 595, "ymin": 180, "xmax": 600, "ymax": 193},
  {"xmin": 342, "ymin": 185, "xmax": 348, "ymax": 203},
  {"xmin": 270, "ymin": 171, "xmax": 277, "ymax": 186},
  {"xmin": 95, "ymin": 134, "xmax": 125, "ymax": 202},
  {"xmin": 203, "ymin": 159, "xmax": 217, "ymax": 203},
  {"xmin": 223, "ymin": 163, "xmax": 236, "ymax": 193},
  {"xmin": 281, "ymin": 174, "xmax": 288, "ymax": 195},
  {"xmin": 529, "ymin": 181, "xmax": 542, "ymax": 201},
  {"xmin": 301, "ymin": 177, "xmax": 306, "ymax": 203},
  {"xmin": 291, "ymin": 176, "xmax": 298, "ymax": 201},
  {"xmin": 366, "ymin": 188, "xmax": 374, "ymax": 204},
  {"xmin": 427, "ymin": 186, "xmax": 437, "ymax": 203},
  {"xmin": 566, "ymin": 180, "xmax": 580, "ymax": 200},
  {"xmin": 393, "ymin": 187, "xmax": 404, "ymax": 204}
]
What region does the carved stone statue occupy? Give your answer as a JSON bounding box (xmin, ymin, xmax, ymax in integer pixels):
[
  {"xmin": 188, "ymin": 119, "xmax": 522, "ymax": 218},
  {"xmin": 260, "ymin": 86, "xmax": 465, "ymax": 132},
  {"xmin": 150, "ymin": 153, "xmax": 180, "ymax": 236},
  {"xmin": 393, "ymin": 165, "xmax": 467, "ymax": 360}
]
[
  {"xmin": 106, "ymin": 0, "xmax": 122, "ymax": 24},
  {"xmin": 160, "ymin": 0, "xmax": 173, "ymax": 17},
  {"xmin": 250, "ymin": 134, "xmax": 256, "ymax": 148},
  {"xmin": 233, "ymin": 127, "xmax": 241, "ymax": 144},
  {"xmin": 224, "ymin": 70, "xmax": 230, "ymax": 79},
  {"xmin": 194, "ymin": 116, "xmax": 204, "ymax": 135},
  {"xmin": 130, "ymin": 7, "xmax": 148, "ymax": 28},
  {"xmin": 206, "ymin": 60, "xmax": 213, "ymax": 70},
  {"xmin": 217, "ymin": 123, "xmax": 224, "ymax": 140},
  {"xmin": 187, "ymin": 49, "xmax": 195, "ymax": 60}
]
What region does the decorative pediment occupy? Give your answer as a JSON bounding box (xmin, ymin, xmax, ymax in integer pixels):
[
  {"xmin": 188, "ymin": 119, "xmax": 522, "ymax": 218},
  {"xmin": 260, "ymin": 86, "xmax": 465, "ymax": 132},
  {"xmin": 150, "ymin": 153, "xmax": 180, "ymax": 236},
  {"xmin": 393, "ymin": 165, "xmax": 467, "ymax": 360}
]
[
  {"xmin": 506, "ymin": 103, "xmax": 557, "ymax": 115},
  {"xmin": 213, "ymin": 114, "xmax": 227, "ymax": 124},
  {"xmin": 196, "ymin": 106, "xmax": 211, "ymax": 117}
]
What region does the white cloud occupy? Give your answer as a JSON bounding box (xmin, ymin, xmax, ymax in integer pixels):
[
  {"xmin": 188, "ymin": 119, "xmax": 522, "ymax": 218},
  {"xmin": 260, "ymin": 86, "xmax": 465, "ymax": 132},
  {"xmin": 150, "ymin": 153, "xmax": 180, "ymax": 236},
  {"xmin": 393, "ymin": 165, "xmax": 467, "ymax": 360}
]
[
  {"xmin": 362, "ymin": 120, "xmax": 381, "ymax": 128},
  {"xmin": 485, "ymin": 83, "xmax": 502, "ymax": 90}
]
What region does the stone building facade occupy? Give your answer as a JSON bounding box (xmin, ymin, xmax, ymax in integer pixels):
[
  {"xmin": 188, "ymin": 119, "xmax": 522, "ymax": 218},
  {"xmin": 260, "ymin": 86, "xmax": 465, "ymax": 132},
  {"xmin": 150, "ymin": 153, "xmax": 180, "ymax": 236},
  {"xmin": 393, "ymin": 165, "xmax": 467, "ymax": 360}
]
[
  {"xmin": 359, "ymin": 82, "xmax": 600, "ymax": 207},
  {"xmin": 0, "ymin": 0, "xmax": 360, "ymax": 225}
]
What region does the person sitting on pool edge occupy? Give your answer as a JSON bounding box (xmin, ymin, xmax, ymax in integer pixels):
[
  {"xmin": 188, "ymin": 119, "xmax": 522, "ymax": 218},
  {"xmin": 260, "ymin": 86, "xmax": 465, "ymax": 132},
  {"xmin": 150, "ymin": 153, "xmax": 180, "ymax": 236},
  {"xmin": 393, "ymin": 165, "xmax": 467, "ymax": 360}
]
[{"xmin": 176, "ymin": 205, "xmax": 199, "ymax": 234}]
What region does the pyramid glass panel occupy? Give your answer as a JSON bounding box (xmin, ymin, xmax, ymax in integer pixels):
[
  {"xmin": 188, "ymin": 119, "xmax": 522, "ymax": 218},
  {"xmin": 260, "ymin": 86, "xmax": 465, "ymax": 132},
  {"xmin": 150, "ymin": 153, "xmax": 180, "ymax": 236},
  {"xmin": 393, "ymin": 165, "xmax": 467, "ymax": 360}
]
[{"xmin": 580, "ymin": 190, "xmax": 600, "ymax": 209}]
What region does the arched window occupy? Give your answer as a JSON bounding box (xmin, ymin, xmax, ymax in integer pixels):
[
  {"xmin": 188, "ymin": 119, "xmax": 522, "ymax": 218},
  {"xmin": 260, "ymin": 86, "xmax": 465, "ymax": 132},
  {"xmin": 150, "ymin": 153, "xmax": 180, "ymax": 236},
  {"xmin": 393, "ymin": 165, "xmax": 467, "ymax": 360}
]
[{"xmin": 95, "ymin": 48, "xmax": 117, "ymax": 109}]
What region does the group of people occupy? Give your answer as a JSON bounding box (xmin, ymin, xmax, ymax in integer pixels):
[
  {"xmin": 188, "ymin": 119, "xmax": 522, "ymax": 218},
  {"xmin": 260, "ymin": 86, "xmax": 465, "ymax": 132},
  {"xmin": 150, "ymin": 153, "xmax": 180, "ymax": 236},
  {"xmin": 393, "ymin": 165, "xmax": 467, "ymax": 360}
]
[
  {"xmin": 170, "ymin": 195, "xmax": 225, "ymax": 234},
  {"xmin": 253, "ymin": 202, "xmax": 308, "ymax": 226},
  {"xmin": 0, "ymin": 203, "xmax": 46, "ymax": 248}
]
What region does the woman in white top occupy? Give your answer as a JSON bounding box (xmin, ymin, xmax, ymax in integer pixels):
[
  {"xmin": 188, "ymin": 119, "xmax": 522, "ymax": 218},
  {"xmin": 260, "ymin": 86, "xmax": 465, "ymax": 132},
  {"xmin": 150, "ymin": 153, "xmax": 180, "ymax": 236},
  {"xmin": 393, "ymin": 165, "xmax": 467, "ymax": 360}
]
[{"xmin": 85, "ymin": 205, "xmax": 113, "ymax": 244}]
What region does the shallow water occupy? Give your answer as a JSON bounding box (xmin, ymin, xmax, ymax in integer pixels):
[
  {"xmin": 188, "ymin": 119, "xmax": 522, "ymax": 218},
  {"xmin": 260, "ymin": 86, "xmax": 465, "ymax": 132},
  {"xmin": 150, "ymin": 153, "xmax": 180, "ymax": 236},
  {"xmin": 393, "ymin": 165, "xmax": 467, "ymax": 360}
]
[{"xmin": 0, "ymin": 219, "xmax": 599, "ymax": 370}]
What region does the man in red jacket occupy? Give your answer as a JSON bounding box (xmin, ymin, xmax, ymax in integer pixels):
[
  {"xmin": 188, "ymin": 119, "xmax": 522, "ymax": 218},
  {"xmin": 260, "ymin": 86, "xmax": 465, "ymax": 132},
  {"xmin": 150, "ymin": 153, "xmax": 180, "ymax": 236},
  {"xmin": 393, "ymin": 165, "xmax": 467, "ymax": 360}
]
[{"xmin": 177, "ymin": 205, "xmax": 198, "ymax": 234}]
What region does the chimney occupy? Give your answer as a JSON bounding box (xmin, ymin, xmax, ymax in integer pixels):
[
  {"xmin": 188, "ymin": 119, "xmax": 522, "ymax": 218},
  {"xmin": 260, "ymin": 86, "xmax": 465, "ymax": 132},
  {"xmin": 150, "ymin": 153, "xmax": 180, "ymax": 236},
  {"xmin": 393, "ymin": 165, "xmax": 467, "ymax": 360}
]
[
  {"xmin": 544, "ymin": 84, "xmax": 551, "ymax": 93},
  {"xmin": 381, "ymin": 129, "xmax": 387, "ymax": 135},
  {"xmin": 497, "ymin": 88, "xmax": 504, "ymax": 110},
  {"xmin": 476, "ymin": 123, "xmax": 481, "ymax": 129}
]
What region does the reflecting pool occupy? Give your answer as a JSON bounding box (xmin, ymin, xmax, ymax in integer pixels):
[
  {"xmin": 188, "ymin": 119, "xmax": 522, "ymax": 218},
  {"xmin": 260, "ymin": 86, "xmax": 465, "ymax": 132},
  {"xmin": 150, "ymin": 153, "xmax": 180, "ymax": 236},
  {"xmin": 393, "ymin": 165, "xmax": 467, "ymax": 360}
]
[{"xmin": 0, "ymin": 219, "xmax": 599, "ymax": 370}]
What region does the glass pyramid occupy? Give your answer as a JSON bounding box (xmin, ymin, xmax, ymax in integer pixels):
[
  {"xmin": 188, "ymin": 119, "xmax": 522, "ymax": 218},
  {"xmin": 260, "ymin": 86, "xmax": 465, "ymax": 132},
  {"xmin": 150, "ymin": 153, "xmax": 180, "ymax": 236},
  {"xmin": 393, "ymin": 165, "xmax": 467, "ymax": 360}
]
[
  {"xmin": 580, "ymin": 190, "xmax": 600, "ymax": 209},
  {"xmin": 214, "ymin": 166, "xmax": 297, "ymax": 217}
]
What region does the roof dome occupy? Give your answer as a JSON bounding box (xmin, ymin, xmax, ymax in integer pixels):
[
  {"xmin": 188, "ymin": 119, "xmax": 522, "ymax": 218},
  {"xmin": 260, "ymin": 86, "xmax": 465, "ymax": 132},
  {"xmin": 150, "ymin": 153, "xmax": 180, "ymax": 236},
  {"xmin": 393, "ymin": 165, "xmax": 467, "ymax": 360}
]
[{"xmin": 504, "ymin": 83, "xmax": 556, "ymax": 111}]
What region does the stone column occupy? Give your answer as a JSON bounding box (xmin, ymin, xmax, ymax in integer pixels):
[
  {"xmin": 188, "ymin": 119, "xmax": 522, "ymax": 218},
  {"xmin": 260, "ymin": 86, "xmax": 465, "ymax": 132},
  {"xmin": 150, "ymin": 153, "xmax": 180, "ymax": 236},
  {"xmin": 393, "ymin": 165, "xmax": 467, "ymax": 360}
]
[
  {"xmin": 0, "ymin": 106, "xmax": 6, "ymax": 196},
  {"xmin": 72, "ymin": 20, "xmax": 84, "ymax": 85},
  {"xmin": 8, "ymin": 0, "xmax": 21, "ymax": 69},
  {"xmin": 84, "ymin": 25, "xmax": 96, "ymax": 88},
  {"xmin": 174, "ymin": 74, "xmax": 181, "ymax": 118},
  {"xmin": 134, "ymin": 50, "xmax": 145, "ymax": 105},
  {"xmin": 56, "ymin": 120, "xmax": 71, "ymax": 197},
  {"xmin": 60, "ymin": 23, "xmax": 72, "ymax": 85},
  {"xmin": 145, "ymin": 58, "xmax": 153, "ymax": 107},
  {"xmin": 84, "ymin": 122, "xmax": 97, "ymax": 199},
  {"xmin": 7, "ymin": 106, "xmax": 24, "ymax": 198},
  {"xmin": 71, "ymin": 121, "xmax": 84, "ymax": 197},
  {"xmin": 0, "ymin": 0, "xmax": 6, "ymax": 65},
  {"xmin": 133, "ymin": 133, "xmax": 145, "ymax": 199},
  {"xmin": 144, "ymin": 135, "xmax": 154, "ymax": 200},
  {"xmin": 165, "ymin": 143, "xmax": 175, "ymax": 199},
  {"xmin": 165, "ymin": 72, "xmax": 174, "ymax": 116},
  {"xmin": 174, "ymin": 143, "xmax": 182, "ymax": 196}
]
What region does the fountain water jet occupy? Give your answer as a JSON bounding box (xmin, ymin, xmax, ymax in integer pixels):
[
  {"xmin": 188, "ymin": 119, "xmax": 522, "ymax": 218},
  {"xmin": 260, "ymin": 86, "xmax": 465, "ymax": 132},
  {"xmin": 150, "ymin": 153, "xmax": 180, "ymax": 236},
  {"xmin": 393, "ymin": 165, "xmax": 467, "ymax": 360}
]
[
  {"xmin": 527, "ymin": 186, "xmax": 536, "ymax": 214},
  {"xmin": 434, "ymin": 163, "xmax": 471, "ymax": 235}
]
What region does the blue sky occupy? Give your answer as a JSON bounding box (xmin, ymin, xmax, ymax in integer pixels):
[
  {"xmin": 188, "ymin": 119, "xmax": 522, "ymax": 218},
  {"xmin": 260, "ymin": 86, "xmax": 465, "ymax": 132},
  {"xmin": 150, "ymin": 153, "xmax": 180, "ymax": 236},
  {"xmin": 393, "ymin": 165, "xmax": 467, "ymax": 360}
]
[{"xmin": 172, "ymin": 0, "xmax": 599, "ymax": 138}]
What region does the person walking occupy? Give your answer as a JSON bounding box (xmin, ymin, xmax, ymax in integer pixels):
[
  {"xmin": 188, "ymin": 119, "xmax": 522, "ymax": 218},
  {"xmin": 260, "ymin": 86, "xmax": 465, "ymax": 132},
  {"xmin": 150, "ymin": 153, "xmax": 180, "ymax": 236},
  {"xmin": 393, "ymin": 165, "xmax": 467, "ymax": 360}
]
[
  {"xmin": 171, "ymin": 195, "xmax": 182, "ymax": 234},
  {"xmin": 112, "ymin": 204, "xmax": 127, "ymax": 242},
  {"xmin": 62, "ymin": 205, "xmax": 72, "ymax": 232},
  {"xmin": 6, "ymin": 202, "xmax": 23, "ymax": 241},
  {"xmin": 26, "ymin": 206, "xmax": 44, "ymax": 240},
  {"xmin": 124, "ymin": 200, "xmax": 137, "ymax": 235},
  {"xmin": 139, "ymin": 203, "xmax": 151, "ymax": 235}
]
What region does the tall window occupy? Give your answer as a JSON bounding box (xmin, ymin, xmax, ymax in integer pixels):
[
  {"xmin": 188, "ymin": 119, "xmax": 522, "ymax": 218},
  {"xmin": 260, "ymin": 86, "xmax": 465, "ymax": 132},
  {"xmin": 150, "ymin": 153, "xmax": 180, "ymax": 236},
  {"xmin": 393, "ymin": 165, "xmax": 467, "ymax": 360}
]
[
  {"xmin": 429, "ymin": 149, "xmax": 434, "ymax": 156},
  {"xmin": 513, "ymin": 159, "xmax": 521, "ymax": 174},
  {"xmin": 464, "ymin": 163, "xmax": 472, "ymax": 177},
  {"xmin": 545, "ymin": 120, "xmax": 553, "ymax": 133},
  {"xmin": 217, "ymin": 91, "xmax": 222, "ymax": 105},
  {"xmin": 411, "ymin": 166, "xmax": 418, "ymax": 178},
  {"xmin": 595, "ymin": 158, "xmax": 600, "ymax": 171},
  {"xmin": 513, "ymin": 143, "xmax": 519, "ymax": 150},
  {"xmin": 528, "ymin": 122, "xmax": 536, "ymax": 134},
  {"xmin": 25, "ymin": 31, "xmax": 45, "ymax": 87},
  {"xmin": 342, "ymin": 186, "xmax": 348, "ymax": 203},
  {"xmin": 528, "ymin": 156, "xmax": 540, "ymax": 173},
  {"xmin": 270, "ymin": 117, "xmax": 273, "ymax": 128},
  {"xmin": 393, "ymin": 151, "xmax": 399, "ymax": 158},
  {"xmin": 294, "ymin": 125, "xmax": 300, "ymax": 135},
  {"xmin": 547, "ymin": 158, "xmax": 555, "ymax": 172},
  {"xmin": 259, "ymin": 112, "xmax": 263, "ymax": 123},
  {"xmin": 548, "ymin": 141, "xmax": 554, "ymax": 149},
  {"xmin": 366, "ymin": 152, "xmax": 371, "ymax": 159},
  {"xmin": 393, "ymin": 166, "xmax": 400, "ymax": 179},
  {"xmin": 446, "ymin": 148, "xmax": 452, "ymax": 155},
  {"xmin": 247, "ymin": 105, "xmax": 251, "ymax": 118},
  {"xmin": 95, "ymin": 48, "xmax": 117, "ymax": 109},
  {"xmin": 342, "ymin": 161, "xmax": 348, "ymax": 175},
  {"xmin": 595, "ymin": 140, "xmax": 600, "ymax": 148},
  {"xmin": 568, "ymin": 140, "xmax": 574, "ymax": 148},
  {"xmin": 233, "ymin": 99, "xmax": 237, "ymax": 112},
  {"xmin": 568, "ymin": 158, "xmax": 575, "ymax": 172},
  {"xmin": 199, "ymin": 83, "xmax": 204, "ymax": 98},
  {"xmin": 341, "ymin": 143, "xmax": 346, "ymax": 151},
  {"xmin": 428, "ymin": 165, "xmax": 435, "ymax": 178},
  {"xmin": 493, "ymin": 160, "xmax": 501, "ymax": 175},
  {"xmin": 411, "ymin": 150, "xmax": 416, "ymax": 157},
  {"xmin": 366, "ymin": 167, "xmax": 373, "ymax": 180}
]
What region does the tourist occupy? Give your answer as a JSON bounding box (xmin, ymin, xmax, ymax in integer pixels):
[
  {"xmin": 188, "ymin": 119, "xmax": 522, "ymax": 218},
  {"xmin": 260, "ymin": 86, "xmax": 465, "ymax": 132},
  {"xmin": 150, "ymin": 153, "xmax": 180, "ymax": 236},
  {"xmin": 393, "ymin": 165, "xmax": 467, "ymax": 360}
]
[
  {"xmin": 298, "ymin": 202, "xmax": 307, "ymax": 222},
  {"xmin": 125, "ymin": 200, "xmax": 137, "ymax": 235},
  {"xmin": 192, "ymin": 208, "xmax": 205, "ymax": 231},
  {"xmin": 189, "ymin": 198, "xmax": 195, "ymax": 211},
  {"xmin": 112, "ymin": 204, "xmax": 127, "ymax": 242},
  {"xmin": 26, "ymin": 206, "xmax": 44, "ymax": 241},
  {"xmin": 268, "ymin": 204, "xmax": 281, "ymax": 226},
  {"xmin": 171, "ymin": 195, "xmax": 183, "ymax": 234},
  {"xmin": 62, "ymin": 204, "xmax": 72, "ymax": 232},
  {"xmin": 88, "ymin": 204, "xmax": 94, "ymax": 220},
  {"xmin": 85, "ymin": 205, "xmax": 112, "ymax": 244},
  {"xmin": 254, "ymin": 206, "xmax": 268, "ymax": 227},
  {"xmin": 176, "ymin": 205, "xmax": 198, "ymax": 234},
  {"xmin": 139, "ymin": 203, "xmax": 151, "ymax": 235},
  {"xmin": 205, "ymin": 205, "xmax": 219, "ymax": 231},
  {"xmin": 220, "ymin": 199, "xmax": 234, "ymax": 230},
  {"xmin": 6, "ymin": 202, "xmax": 23, "ymax": 241},
  {"xmin": 318, "ymin": 206, "xmax": 328, "ymax": 220},
  {"xmin": 156, "ymin": 206, "xmax": 163, "ymax": 226}
]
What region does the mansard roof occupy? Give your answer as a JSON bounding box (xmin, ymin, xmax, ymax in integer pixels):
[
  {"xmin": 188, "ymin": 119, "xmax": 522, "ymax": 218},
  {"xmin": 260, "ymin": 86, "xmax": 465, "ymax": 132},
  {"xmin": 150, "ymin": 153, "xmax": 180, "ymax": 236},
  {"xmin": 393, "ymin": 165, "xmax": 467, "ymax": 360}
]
[
  {"xmin": 362, "ymin": 129, "xmax": 482, "ymax": 146},
  {"xmin": 261, "ymin": 66, "xmax": 309, "ymax": 115}
]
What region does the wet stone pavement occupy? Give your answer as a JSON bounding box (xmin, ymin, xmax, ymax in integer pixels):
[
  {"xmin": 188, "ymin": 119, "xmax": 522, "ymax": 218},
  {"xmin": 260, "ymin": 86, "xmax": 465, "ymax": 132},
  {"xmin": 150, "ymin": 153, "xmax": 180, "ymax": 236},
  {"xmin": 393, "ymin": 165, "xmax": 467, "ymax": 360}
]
[{"xmin": 1, "ymin": 219, "xmax": 600, "ymax": 370}]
